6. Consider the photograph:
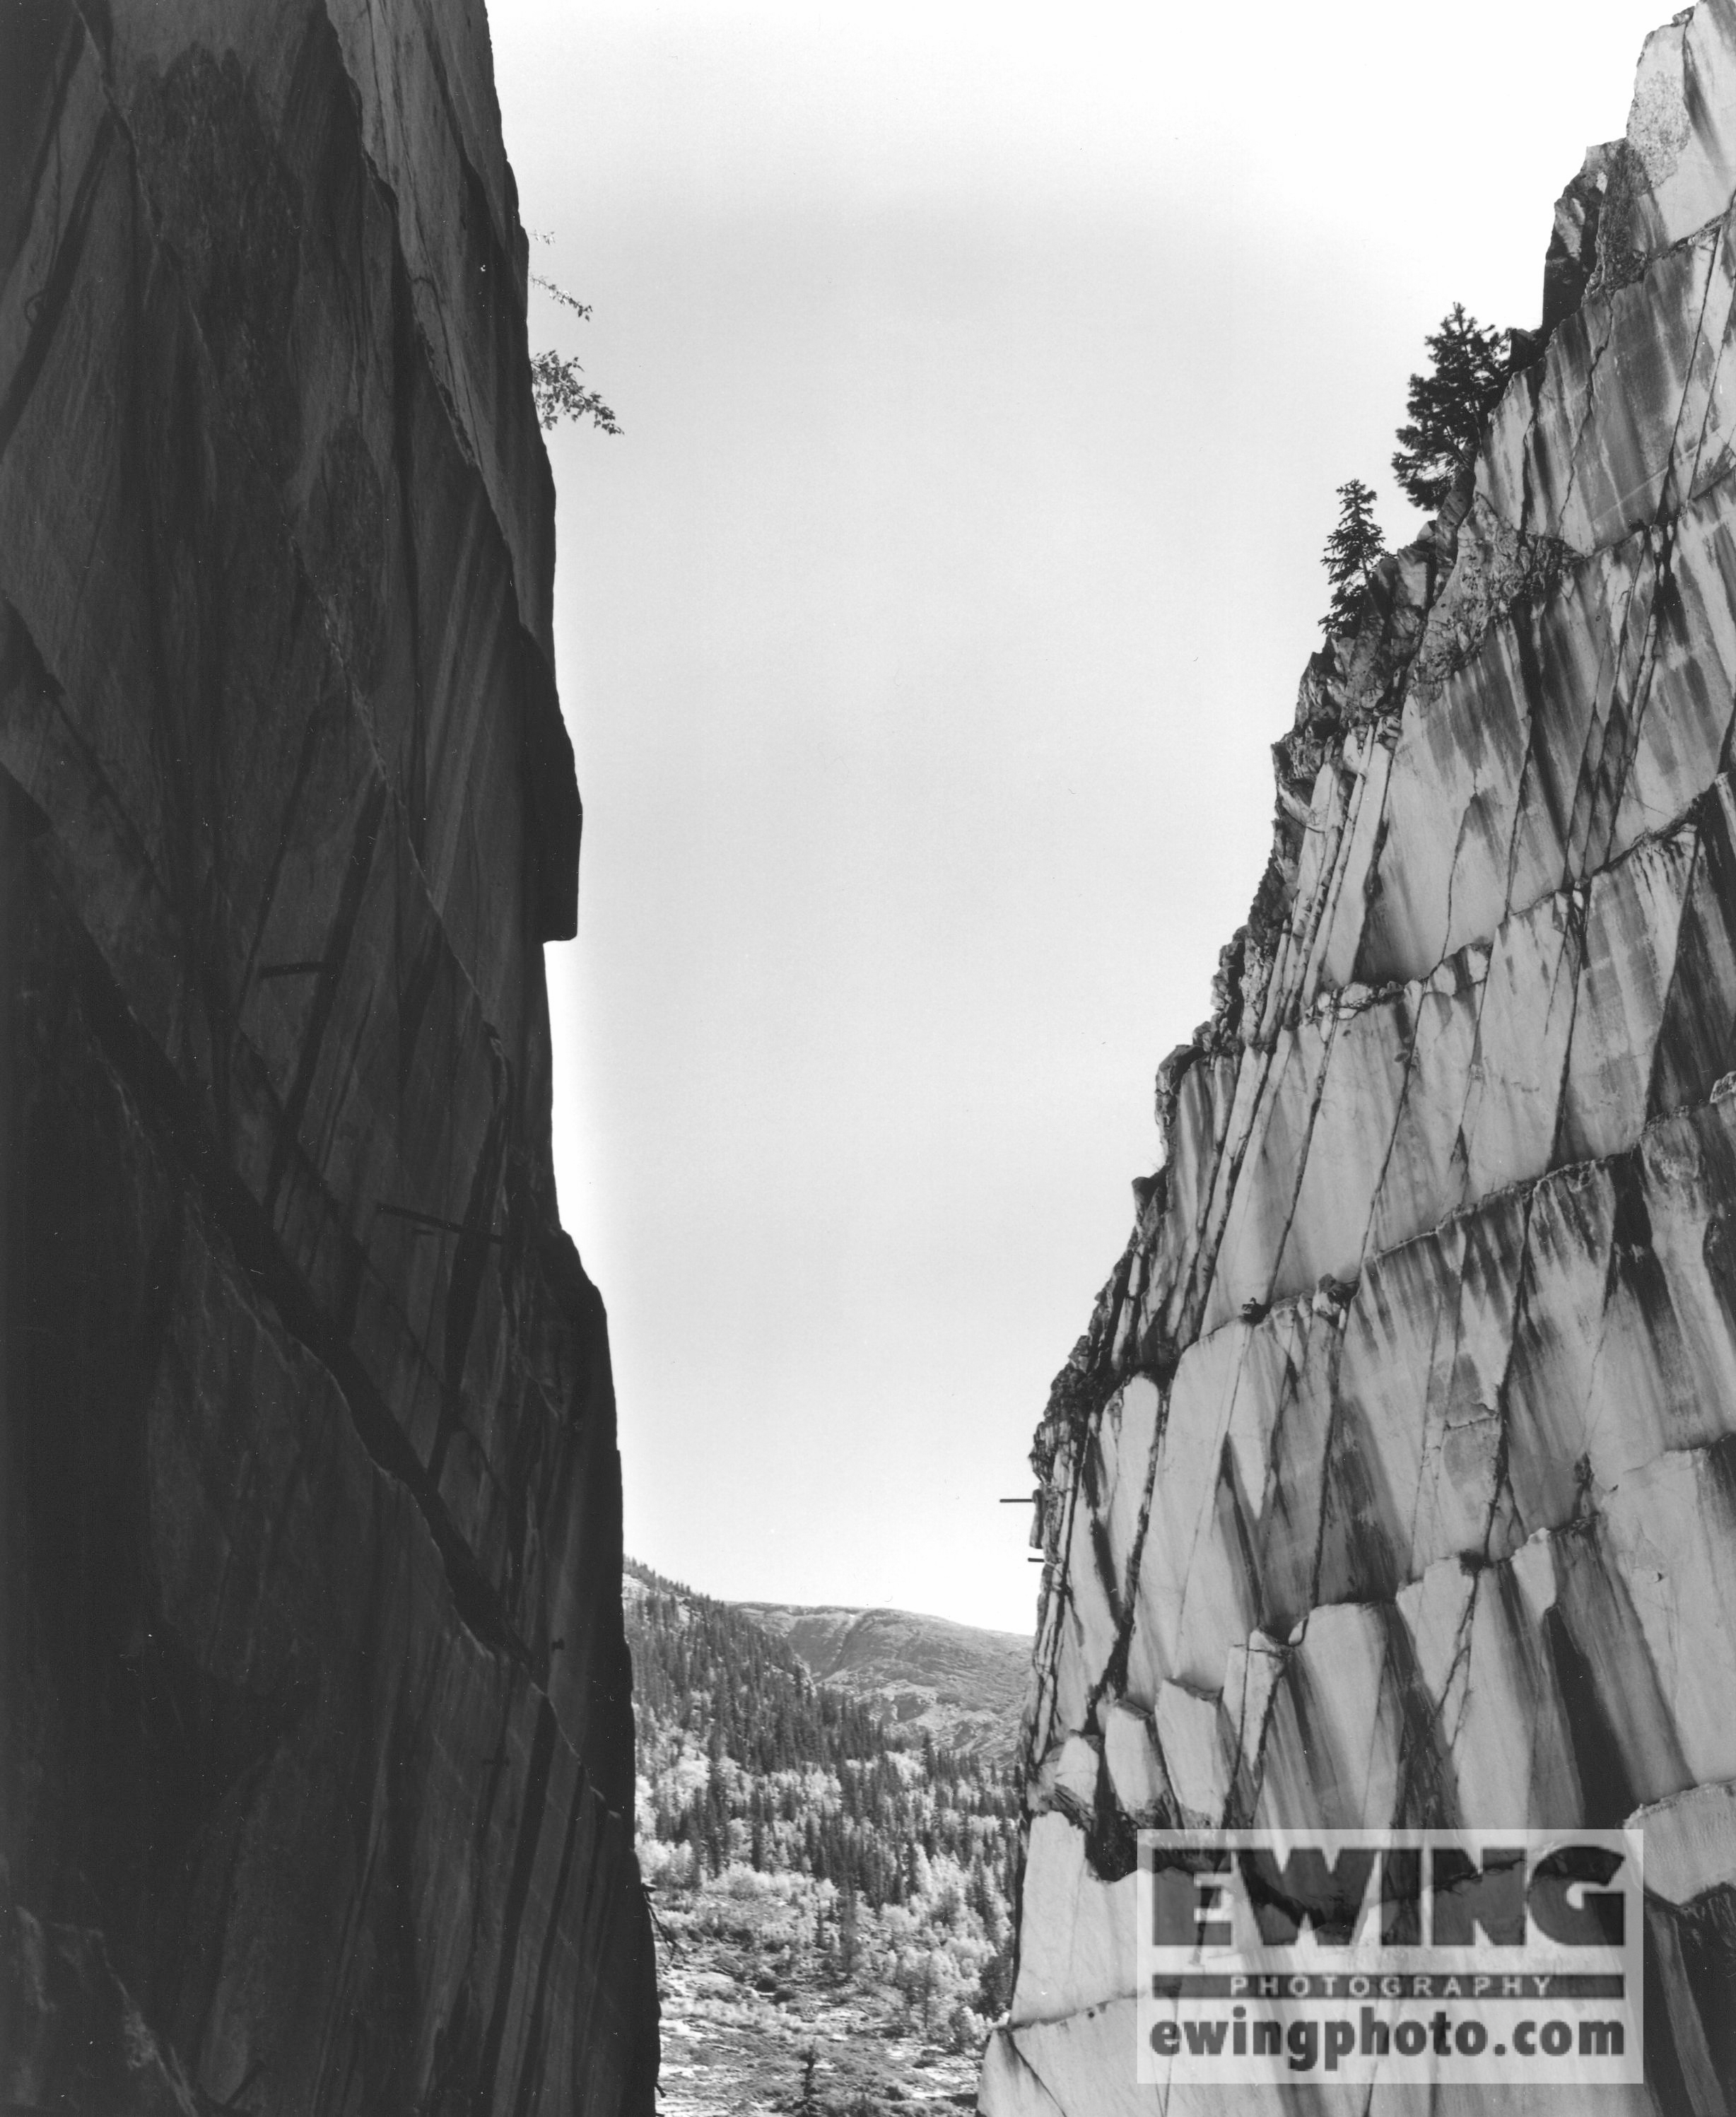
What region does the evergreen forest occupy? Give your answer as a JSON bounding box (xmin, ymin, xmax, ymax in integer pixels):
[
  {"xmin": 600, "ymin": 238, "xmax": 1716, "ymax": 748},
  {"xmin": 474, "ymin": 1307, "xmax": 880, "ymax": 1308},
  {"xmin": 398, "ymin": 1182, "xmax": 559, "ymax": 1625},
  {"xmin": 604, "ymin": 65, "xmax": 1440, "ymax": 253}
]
[{"xmin": 625, "ymin": 1560, "xmax": 1021, "ymax": 2051}]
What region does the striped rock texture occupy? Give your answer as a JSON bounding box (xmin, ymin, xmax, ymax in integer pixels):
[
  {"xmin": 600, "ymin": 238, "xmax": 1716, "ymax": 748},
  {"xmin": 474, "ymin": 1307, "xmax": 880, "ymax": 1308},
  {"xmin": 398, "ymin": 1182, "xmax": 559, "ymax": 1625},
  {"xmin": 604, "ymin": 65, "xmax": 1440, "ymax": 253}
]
[
  {"xmin": 0, "ymin": 3, "xmax": 656, "ymax": 2111},
  {"xmin": 986, "ymin": 6, "xmax": 1736, "ymax": 2111}
]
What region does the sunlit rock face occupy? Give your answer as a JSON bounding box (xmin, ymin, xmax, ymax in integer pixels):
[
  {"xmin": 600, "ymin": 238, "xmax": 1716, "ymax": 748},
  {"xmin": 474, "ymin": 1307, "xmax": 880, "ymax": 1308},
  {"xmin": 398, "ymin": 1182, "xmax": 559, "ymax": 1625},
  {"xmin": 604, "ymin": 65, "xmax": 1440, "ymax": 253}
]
[
  {"xmin": 0, "ymin": 4, "xmax": 656, "ymax": 2111},
  {"xmin": 987, "ymin": 6, "xmax": 1736, "ymax": 2111}
]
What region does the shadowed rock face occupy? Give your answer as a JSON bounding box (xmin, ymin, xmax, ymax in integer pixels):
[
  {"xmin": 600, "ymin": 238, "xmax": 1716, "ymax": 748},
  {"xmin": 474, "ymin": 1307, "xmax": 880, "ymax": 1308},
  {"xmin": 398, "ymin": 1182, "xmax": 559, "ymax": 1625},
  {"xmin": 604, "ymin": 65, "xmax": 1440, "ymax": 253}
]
[
  {"xmin": 988, "ymin": 6, "xmax": 1736, "ymax": 2111},
  {"xmin": 0, "ymin": 4, "xmax": 656, "ymax": 2112}
]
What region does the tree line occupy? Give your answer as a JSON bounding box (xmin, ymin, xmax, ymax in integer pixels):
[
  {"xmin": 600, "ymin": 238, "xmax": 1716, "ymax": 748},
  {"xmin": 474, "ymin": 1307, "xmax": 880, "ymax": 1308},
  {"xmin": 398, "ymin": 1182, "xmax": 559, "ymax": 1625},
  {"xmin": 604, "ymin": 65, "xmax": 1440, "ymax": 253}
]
[
  {"xmin": 1320, "ymin": 303, "xmax": 1511, "ymax": 634},
  {"xmin": 623, "ymin": 1560, "xmax": 1022, "ymax": 2037},
  {"xmin": 625, "ymin": 1560, "xmax": 1019, "ymax": 1908}
]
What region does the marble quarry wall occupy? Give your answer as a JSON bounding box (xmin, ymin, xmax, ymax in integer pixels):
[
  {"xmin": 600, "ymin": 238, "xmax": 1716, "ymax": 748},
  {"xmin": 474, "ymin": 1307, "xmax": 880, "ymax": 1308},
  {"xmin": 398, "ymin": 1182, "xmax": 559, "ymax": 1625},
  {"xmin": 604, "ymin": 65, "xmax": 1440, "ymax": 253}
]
[
  {"xmin": 0, "ymin": 3, "xmax": 657, "ymax": 2110},
  {"xmin": 986, "ymin": 5, "xmax": 1736, "ymax": 2111}
]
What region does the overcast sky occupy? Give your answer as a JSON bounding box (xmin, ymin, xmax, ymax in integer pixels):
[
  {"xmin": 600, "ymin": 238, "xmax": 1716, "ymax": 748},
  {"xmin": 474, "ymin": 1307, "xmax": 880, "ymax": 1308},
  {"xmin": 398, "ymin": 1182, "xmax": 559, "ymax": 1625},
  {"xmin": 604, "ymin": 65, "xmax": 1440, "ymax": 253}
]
[{"xmin": 489, "ymin": 0, "xmax": 1673, "ymax": 1634}]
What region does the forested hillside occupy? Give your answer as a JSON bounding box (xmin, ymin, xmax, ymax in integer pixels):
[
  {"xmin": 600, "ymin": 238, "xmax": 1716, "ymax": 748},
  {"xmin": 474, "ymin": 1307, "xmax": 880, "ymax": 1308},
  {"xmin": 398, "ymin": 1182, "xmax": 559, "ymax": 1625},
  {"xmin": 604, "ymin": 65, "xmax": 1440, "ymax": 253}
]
[
  {"xmin": 737, "ymin": 1601, "xmax": 1028, "ymax": 1759},
  {"xmin": 623, "ymin": 1560, "xmax": 1021, "ymax": 2106}
]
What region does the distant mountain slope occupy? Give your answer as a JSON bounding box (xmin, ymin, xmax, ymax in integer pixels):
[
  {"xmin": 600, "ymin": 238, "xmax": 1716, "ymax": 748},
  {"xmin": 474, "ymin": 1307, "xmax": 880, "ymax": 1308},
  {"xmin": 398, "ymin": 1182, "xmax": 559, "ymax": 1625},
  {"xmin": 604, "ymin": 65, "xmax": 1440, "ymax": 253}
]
[
  {"xmin": 737, "ymin": 1601, "xmax": 1030, "ymax": 1760},
  {"xmin": 619, "ymin": 1554, "xmax": 1022, "ymax": 2096}
]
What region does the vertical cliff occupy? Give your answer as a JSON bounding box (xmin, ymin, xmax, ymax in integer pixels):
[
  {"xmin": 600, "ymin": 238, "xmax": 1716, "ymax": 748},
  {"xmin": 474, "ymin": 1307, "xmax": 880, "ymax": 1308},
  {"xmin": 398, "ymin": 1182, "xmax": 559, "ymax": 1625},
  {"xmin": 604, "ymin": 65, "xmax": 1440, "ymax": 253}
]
[
  {"xmin": 987, "ymin": 6, "xmax": 1736, "ymax": 2111},
  {"xmin": 0, "ymin": 4, "xmax": 657, "ymax": 2111}
]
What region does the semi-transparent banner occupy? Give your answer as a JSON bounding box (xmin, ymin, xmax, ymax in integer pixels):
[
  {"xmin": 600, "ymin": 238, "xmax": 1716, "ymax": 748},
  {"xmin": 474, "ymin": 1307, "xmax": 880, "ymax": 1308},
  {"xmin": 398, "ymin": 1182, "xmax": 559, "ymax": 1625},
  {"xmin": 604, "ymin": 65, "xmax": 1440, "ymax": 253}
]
[{"xmin": 1135, "ymin": 1829, "xmax": 1643, "ymax": 2088}]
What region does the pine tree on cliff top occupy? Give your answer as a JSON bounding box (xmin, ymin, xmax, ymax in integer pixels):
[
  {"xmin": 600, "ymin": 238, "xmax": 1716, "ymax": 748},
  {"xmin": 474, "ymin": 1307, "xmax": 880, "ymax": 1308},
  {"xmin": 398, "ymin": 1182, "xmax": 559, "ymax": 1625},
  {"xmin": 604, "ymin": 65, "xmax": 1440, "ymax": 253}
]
[
  {"xmin": 1390, "ymin": 302, "xmax": 1509, "ymax": 509},
  {"xmin": 1320, "ymin": 478, "xmax": 1387, "ymax": 634}
]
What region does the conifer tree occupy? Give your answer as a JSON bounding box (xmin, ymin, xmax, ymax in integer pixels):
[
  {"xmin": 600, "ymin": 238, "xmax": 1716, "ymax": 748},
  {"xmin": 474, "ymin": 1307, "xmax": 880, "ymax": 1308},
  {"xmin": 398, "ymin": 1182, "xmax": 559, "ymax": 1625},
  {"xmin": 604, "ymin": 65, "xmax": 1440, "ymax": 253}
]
[
  {"xmin": 1320, "ymin": 479, "xmax": 1388, "ymax": 635},
  {"xmin": 1390, "ymin": 303, "xmax": 1510, "ymax": 509}
]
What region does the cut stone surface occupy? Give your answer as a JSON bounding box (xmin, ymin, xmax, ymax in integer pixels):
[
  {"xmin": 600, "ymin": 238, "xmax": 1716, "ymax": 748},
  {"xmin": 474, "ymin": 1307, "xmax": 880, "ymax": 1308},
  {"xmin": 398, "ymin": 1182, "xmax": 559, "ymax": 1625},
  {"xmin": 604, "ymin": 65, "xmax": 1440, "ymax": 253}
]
[
  {"xmin": 988, "ymin": 7, "xmax": 1736, "ymax": 2110},
  {"xmin": 0, "ymin": 3, "xmax": 655, "ymax": 2112},
  {"xmin": 1009, "ymin": 1813, "xmax": 1137, "ymax": 2025},
  {"xmin": 1635, "ymin": 1777, "xmax": 1736, "ymax": 1901},
  {"xmin": 1101, "ymin": 1699, "xmax": 1170, "ymax": 1822}
]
